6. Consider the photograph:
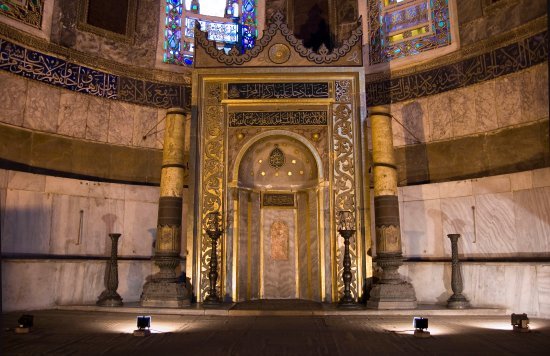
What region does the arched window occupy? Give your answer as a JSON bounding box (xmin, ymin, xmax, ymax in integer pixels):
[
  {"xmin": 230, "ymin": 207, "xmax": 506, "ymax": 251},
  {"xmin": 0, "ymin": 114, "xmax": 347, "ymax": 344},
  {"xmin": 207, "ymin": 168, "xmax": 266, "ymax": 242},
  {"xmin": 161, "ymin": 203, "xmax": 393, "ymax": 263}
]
[
  {"xmin": 163, "ymin": 0, "xmax": 257, "ymax": 66},
  {"xmin": 367, "ymin": 0, "xmax": 453, "ymax": 64}
]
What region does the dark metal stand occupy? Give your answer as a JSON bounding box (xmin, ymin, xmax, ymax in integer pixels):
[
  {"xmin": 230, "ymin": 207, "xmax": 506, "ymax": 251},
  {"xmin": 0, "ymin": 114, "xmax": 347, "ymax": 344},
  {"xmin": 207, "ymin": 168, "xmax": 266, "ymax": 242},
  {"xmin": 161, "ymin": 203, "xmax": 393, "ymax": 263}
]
[
  {"xmin": 447, "ymin": 234, "xmax": 470, "ymax": 309},
  {"xmin": 338, "ymin": 228, "xmax": 359, "ymax": 308},
  {"xmin": 97, "ymin": 233, "xmax": 123, "ymax": 307},
  {"xmin": 203, "ymin": 229, "xmax": 222, "ymax": 306}
]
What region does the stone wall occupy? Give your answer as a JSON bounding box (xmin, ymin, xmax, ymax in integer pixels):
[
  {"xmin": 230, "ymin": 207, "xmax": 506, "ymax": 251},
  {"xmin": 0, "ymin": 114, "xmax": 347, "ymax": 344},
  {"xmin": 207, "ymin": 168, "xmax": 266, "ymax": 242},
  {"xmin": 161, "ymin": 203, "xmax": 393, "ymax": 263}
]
[
  {"xmin": 370, "ymin": 167, "xmax": 550, "ymax": 317},
  {"xmin": 0, "ymin": 168, "xmax": 190, "ymax": 312}
]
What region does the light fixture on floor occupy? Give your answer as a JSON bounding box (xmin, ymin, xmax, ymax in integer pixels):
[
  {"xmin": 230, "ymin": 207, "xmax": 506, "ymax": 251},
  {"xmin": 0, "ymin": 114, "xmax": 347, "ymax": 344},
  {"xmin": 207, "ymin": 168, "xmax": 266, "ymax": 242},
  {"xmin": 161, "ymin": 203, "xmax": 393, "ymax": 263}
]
[
  {"xmin": 511, "ymin": 313, "xmax": 529, "ymax": 332},
  {"xmin": 413, "ymin": 317, "xmax": 430, "ymax": 338},
  {"xmin": 133, "ymin": 316, "xmax": 151, "ymax": 336},
  {"xmin": 15, "ymin": 314, "xmax": 34, "ymax": 334}
]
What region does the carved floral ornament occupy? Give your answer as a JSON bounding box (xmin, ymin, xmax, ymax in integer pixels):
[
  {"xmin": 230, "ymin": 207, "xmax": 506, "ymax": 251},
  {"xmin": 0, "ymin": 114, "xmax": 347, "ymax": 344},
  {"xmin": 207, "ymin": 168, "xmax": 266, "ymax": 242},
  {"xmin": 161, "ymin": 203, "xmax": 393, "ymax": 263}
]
[{"xmin": 193, "ymin": 11, "xmax": 363, "ymax": 66}]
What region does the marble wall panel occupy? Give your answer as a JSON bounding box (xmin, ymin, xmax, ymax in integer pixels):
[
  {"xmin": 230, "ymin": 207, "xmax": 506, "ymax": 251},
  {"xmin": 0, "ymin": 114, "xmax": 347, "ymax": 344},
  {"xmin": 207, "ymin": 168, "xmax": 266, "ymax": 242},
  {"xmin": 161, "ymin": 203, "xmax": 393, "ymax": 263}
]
[
  {"xmin": 401, "ymin": 199, "xmax": 444, "ymax": 257},
  {"xmin": 495, "ymin": 72, "xmax": 523, "ymax": 128},
  {"xmin": 45, "ymin": 175, "xmax": 90, "ymax": 197},
  {"xmin": 84, "ymin": 197, "xmax": 125, "ymax": 256},
  {"xmin": 1, "ymin": 189, "xmax": 52, "ymax": 254},
  {"xmin": 473, "ymin": 192, "xmax": 516, "ymax": 255},
  {"xmin": 509, "ymin": 171, "xmax": 533, "ymax": 191},
  {"xmin": 107, "ymin": 101, "xmax": 135, "ymax": 145},
  {"xmin": 237, "ymin": 190, "xmax": 249, "ymax": 301},
  {"xmin": 521, "ymin": 63, "xmax": 549, "ymax": 122},
  {"xmin": 402, "ymin": 183, "xmax": 440, "ymax": 201},
  {"xmin": 23, "ymin": 81, "xmax": 60, "ymax": 133},
  {"xmin": 504, "ymin": 265, "xmax": 540, "ymax": 315},
  {"xmin": 450, "ymin": 86, "xmax": 478, "ymax": 137},
  {"xmin": 401, "ymin": 98, "xmax": 430, "ymax": 144},
  {"xmin": 536, "ymin": 265, "xmax": 550, "ymax": 318},
  {"xmin": 390, "ymin": 101, "xmax": 405, "ymax": 147},
  {"xmin": 54, "ymin": 261, "xmax": 104, "ymax": 305},
  {"xmin": 155, "ymin": 109, "xmax": 167, "ymax": 149},
  {"xmin": 462, "ymin": 264, "xmax": 507, "ymax": 308},
  {"xmin": 85, "ymin": 96, "xmax": 110, "ymax": 142},
  {"xmin": 7, "ymin": 170, "xmax": 46, "ymax": 192},
  {"xmin": 402, "ymin": 262, "xmax": 449, "ymax": 304},
  {"xmin": 0, "ymin": 169, "xmax": 7, "ymax": 188},
  {"xmin": 49, "ymin": 194, "xmax": 90, "ymax": 255},
  {"xmin": 427, "ymin": 92, "xmax": 453, "ymax": 141},
  {"xmin": 124, "ymin": 184, "xmax": 160, "ymax": 203},
  {"xmin": 473, "ymin": 80, "xmax": 499, "ymax": 133},
  {"xmin": 532, "ymin": 167, "xmax": 550, "ymax": 188},
  {"xmin": 88, "ymin": 181, "xmax": 126, "ymax": 200},
  {"xmin": 57, "ymin": 92, "xmax": 88, "ymax": 138},
  {"xmin": 263, "ymin": 208, "xmax": 296, "ymax": 299},
  {"xmin": 0, "ymin": 188, "xmax": 6, "ymax": 232},
  {"xmin": 0, "ymin": 71, "xmax": 27, "ymax": 126},
  {"xmin": 251, "ymin": 192, "xmax": 261, "ymax": 299},
  {"xmin": 440, "ymin": 196, "xmax": 476, "ymax": 256},
  {"xmin": 132, "ymin": 106, "xmax": 158, "ymax": 148},
  {"xmin": 472, "ymin": 174, "xmax": 511, "ymax": 195},
  {"xmin": 121, "ymin": 200, "xmax": 157, "ymax": 256},
  {"xmin": 117, "ymin": 261, "xmax": 155, "ymax": 302},
  {"xmin": 438, "ymin": 179, "xmax": 473, "ymax": 198},
  {"xmin": 514, "ymin": 187, "xmax": 550, "ymax": 253},
  {"xmin": 1, "ymin": 261, "xmax": 59, "ymax": 312}
]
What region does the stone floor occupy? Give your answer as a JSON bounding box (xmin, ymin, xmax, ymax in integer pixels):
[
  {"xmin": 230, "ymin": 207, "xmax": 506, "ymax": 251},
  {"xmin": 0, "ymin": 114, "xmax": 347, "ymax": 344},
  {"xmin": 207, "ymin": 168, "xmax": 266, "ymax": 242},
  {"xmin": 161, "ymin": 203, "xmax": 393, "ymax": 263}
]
[{"xmin": 2, "ymin": 310, "xmax": 550, "ymax": 355}]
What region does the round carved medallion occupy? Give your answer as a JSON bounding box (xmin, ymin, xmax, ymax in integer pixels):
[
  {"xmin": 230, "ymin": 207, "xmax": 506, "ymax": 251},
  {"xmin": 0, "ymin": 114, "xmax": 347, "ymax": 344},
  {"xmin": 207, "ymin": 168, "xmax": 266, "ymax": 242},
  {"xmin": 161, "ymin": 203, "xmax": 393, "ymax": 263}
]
[{"xmin": 268, "ymin": 44, "xmax": 291, "ymax": 64}]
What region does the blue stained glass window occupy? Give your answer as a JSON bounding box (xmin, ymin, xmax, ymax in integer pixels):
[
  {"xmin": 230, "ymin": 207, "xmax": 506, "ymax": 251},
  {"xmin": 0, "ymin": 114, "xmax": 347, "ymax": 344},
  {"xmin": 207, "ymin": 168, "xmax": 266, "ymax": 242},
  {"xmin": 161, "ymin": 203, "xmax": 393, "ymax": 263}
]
[{"xmin": 163, "ymin": 0, "xmax": 257, "ymax": 66}]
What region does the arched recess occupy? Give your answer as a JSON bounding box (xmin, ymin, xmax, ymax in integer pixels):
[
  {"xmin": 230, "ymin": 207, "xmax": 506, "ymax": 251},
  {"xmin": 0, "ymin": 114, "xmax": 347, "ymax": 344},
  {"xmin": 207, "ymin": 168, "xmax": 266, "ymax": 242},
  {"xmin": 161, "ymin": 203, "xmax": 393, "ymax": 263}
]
[{"xmin": 230, "ymin": 131, "xmax": 324, "ymax": 301}]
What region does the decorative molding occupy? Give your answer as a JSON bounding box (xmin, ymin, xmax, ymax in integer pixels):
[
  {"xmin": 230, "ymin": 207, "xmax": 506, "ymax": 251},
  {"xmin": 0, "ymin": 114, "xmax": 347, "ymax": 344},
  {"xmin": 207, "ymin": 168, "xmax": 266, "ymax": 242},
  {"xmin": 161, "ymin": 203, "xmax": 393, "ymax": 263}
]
[
  {"xmin": 0, "ymin": 22, "xmax": 192, "ymax": 84},
  {"xmin": 0, "ymin": 0, "xmax": 44, "ymax": 29},
  {"xmin": 366, "ymin": 29, "xmax": 548, "ymax": 106},
  {"xmin": 0, "ymin": 37, "xmax": 191, "ymax": 109},
  {"xmin": 227, "ymin": 82, "xmax": 330, "ymax": 100},
  {"xmin": 228, "ymin": 111, "xmax": 328, "ymax": 127},
  {"xmin": 262, "ymin": 193, "xmax": 295, "ymax": 207},
  {"xmin": 194, "ymin": 11, "xmax": 363, "ymax": 67}
]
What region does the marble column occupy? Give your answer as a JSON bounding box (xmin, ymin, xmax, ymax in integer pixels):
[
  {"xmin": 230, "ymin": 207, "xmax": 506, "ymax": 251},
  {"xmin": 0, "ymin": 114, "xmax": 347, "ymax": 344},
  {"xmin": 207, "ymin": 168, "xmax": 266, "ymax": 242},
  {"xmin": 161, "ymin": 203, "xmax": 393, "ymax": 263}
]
[
  {"xmin": 367, "ymin": 105, "xmax": 417, "ymax": 309},
  {"xmin": 141, "ymin": 108, "xmax": 191, "ymax": 307}
]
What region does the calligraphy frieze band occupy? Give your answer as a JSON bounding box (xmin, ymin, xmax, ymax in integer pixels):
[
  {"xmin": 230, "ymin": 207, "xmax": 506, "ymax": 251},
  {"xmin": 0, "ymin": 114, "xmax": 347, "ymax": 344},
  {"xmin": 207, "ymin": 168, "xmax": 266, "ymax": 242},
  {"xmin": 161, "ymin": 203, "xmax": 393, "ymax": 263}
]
[
  {"xmin": 366, "ymin": 31, "xmax": 548, "ymax": 106},
  {"xmin": 228, "ymin": 82, "xmax": 329, "ymax": 99},
  {"xmin": 0, "ymin": 38, "xmax": 190, "ymax": 109},
  {"xmin": 262, "ymin": 193, "xmax": 295, "ymax": 207},
  {"xmin": 229, "ymin": 111, "xmax": 328, "ymax": 127}
]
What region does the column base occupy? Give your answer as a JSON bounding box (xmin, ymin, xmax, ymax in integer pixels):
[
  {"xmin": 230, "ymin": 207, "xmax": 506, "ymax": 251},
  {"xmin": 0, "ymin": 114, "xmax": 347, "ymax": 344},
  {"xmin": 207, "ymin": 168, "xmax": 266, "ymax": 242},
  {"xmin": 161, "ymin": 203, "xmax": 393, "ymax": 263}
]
[
  {"xmin": 367, "ymin": 282, "xmax": 417, "ymax": 309},
  {"xmin": 447, "ymin": 294, "xmax": 470, "ymax": 309},
  {"xmin": 140, "ymin": 281, "xmax": 191, "ymax": 308},
  {"xmin": 96, "ymin": 291, "xmax": 123, "ymax": 307}
]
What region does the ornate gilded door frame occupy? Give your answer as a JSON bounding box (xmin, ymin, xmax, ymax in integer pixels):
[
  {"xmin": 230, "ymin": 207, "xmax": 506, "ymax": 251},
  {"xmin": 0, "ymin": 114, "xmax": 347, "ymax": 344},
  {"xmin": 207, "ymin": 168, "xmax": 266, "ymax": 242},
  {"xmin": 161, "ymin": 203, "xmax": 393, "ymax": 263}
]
[{"xmin": 189, "ymin": 69, "xmax": 369, "ymax": 303}]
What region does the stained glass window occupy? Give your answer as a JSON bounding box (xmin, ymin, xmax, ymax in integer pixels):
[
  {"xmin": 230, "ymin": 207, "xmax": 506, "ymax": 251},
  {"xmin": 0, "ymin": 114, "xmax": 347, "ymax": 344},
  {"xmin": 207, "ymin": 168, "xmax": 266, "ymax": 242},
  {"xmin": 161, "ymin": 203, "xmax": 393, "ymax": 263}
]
[
  {"xmin": 367, "ymin": 0, "xmax": 453, "ymax": 64},
  {"xmin": 163, "ymin": 0, "xmax": 258, "ymax": 66}
]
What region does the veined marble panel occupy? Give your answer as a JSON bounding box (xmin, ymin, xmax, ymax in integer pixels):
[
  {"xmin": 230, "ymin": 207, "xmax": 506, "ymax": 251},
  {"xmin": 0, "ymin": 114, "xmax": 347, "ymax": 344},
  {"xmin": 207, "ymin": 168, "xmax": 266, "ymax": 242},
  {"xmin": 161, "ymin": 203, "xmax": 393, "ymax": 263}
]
[
  {"xmin": 85, "ymin": 97, "xmax": 110, "ymax": 142},
  {"xmin": 533, "ymin": 167, "xmax": 550, "ymax": 188},
  {"xmin": 49, "ymin": 194, "xmax": 90, "ymax": 255},
  {"xmin": 155, "ymin": 109, "xmax": 167, "ymax": 150},
  {"xmin": 440, "ymin": 196, "xmax": 476, "ymax": 256},
  {"xmin": 132, "ymin": 106, "xmax": 158, "ymax": 148},
  {"xmin": 495, "ymin": 73, "xmax": 523, "ymax": 128},
  {"xmin": 450, "ymin": 87, "xmax": 478, "ymax": 137},
  {"xmin": 121, "ymin": 200, "xmax": 157, "ymax": 256},
  {"xmin": 54, "ymin": 261, "xmax": 104, "ymax": 305},
  {"xmin": 8, "ymin": 170, "xmax": 46, "ymax": 192},
  {"xmin": 537, "ymin": 265, "xmax": 550, "ymax": 318},
  {"xmin": 462, "ymin": 264, "xmax": 507, "ymax": 308},
  {"xmin": 401, "ymin": 262, "xmax": 448, "ymax": 304},
  {"xmin": 1, "ymin": 189, "xmax": 52, "ymax": 254},
  {"xmin": 473, "ymin": 192, "xmax": 516, "ymax": 255},
  {"xmin": 263, "ymin": 208, "xmax": 296, "ymax": 299},
  {"xmin": 514, "ymin": 187, "xmax": 550, "ymax": 253},
  {"xmin": 84, "ymin": 197, "xmax": 125, "ymax": 256},
  {"xmin": 473, "ymin": 80, "xmax": 499, "ymax": 133},
  {"xmin": 0, "ymin": 169, "xmax": 7, "ymax": 189},
  {"xmin": 107, "ymin": 101, "xmax": 135, "ymax": 145},
  {"xmin": 297, "ymin": 192, "xmax": 308, "ymax": 299},
  {"xmin": 504, "ymin": 265, "xmax": 540, "ymax": 315},
  {"xmin": 251, "ymin": 192, "xmax": 261, "ymax": 299},
  {"xmin": 390, "ymin": 101, "xmax": 405, "ymax": 147},
  {"xmin": 23, "ymin": 81, "xmax": 60, "ymax": 133},
  {"xmin": 427, "ymin": 92, "xmax": 452, "ymax": 141},
  {"xmin": 57, "ymin": 92, "xmax": 88, "ymax": 138},
  {"xmin": 401, "ymin": 199, "xmax": 444, "ymax": 257},
  {"xmin": 0, "ymin": 71, "xmax": 27, "ymax": 126},
  {"xmin": 116, "ymin": 261, "xmax": 155, "ymax": 302}
]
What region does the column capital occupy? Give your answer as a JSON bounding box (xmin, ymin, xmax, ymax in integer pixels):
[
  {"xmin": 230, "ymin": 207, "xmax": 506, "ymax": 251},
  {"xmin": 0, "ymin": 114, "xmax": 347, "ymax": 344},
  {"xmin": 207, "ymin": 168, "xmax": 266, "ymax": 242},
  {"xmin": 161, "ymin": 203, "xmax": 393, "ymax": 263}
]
[
  {"xmin": 368, "ymin": 105, "xmax": 391, "ymax": 117},
  {"xmin": 167, "ymin": 107, "xmax": 186, "ymax": 115}
]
